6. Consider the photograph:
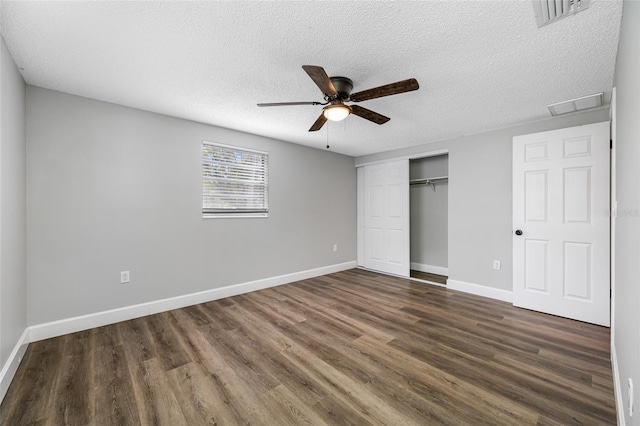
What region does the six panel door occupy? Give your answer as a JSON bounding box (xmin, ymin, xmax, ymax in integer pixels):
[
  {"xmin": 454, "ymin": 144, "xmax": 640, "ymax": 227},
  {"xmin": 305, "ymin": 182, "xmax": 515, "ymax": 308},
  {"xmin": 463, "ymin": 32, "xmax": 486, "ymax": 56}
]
[
  {"xmin": 513, "ymin": 121, "xmax": 610, "ymax": 326},
  {"xmin": 362, "ymin": 160, "xmax": 410, "ymax": 277}
]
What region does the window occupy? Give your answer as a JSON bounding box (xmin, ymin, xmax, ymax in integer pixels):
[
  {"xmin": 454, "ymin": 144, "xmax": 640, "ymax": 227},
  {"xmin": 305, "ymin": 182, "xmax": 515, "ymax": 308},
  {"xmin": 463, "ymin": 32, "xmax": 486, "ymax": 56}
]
[{"xmin": 202, "ymin": 141, "xmax": 269, "ymax": 217}]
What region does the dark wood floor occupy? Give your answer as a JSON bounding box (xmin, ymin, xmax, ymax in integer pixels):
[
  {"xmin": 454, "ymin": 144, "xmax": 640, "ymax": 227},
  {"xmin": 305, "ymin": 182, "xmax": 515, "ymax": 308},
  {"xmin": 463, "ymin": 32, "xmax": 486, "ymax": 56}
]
[
  {"xmin": 1, "ymin": 269, "xmax": 616, "ymax": 425},
  {"xmin": 410, "ymin": 270, "xmax": 448, "ymax": 285}
]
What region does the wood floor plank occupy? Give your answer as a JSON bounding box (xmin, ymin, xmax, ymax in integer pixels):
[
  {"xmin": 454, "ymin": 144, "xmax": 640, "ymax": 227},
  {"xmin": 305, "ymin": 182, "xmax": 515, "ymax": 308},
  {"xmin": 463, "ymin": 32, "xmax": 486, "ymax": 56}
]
[
  {"xmin": 206, "ymin": 364, "xmax": 285, "ymax": 425},
  {"xmin": 312, "ymin": 393, "xmax": 376, "ymax": 426},
  {"xmin": 126, "ymin": 357, "xmax": 188, "ymax": 426},
  {"xmin": 0, "ymin": 337, "xmax": 64, "ymax": 425},
  {"xmin": 0, "ymin": 269, "xmax": 616, "ymax": 425},
  {"xmin": 353, "ymin": 334, "xmax": 541, "ymax": 426},
  {"xmin": 199, "ymin": 300, "xmax": 243, "ymax": 331},
  {"xmin": 263, "ymin": 384, "xmax": 330, "ymax": 426},
  {"xmin": 91, "ymin": 328, "xmax": 141, "ymax": 425},
  {"xmin": 247, "ymin": 290, "xmax": 308, "ymax": 324},
  {"xmin": 280, "ymin": 344, "xmax": 419, "ymax": 426},
  {"xmin": 181, "ymin": 304, "xmax": 213, "ymax": 327},
  {"xmin": 117, "ymin": 317, "xmax": 154, "ymax": 364},
  {"xmin": 163, "ymin": 308, "xmax": 225, "ymax": 375},
  {"xmin": 391, "ymin": 337, "xmax": 613, "ymax": 424},
  {"xmin": 223, "ymin": 307, "xmax": 329, "ymax": 407},
  {"xmin": 167, "ymin": 362, "xmax": 248, "ymax": 426},
  {"xmin": 224, "ymin": 302, "xmax": 298, "ymax": 352},
  {"xmin": 51, "ymin": 331, "xmax": 93, "ymax": 426},
  {"xmin": 273, "ymin": 286, "xmax": 397, "ymax": 343},
  {"xmin": 339, "ymin": 335, "xmax": 515, "ymax": 425},
  {"xmin": 197, "ymin": 323, "xmax": 281, "ymax": 393},
  {"xmin": 144, "ymin": 313, "xmax": 190, "ymax": 372}
]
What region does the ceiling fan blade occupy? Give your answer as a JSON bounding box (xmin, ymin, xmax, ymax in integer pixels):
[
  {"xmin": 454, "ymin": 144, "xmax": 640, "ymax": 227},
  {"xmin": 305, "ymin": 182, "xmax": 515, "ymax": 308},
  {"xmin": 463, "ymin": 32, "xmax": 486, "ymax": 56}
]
[
  {"xmin": 350, "ymin": 78, "xmax": 419, "ymax": 102},
  {"xmin": 302, "ymin": 65, "xmax": 337, "ymax": 97},
  {"xmin": 309, "ymin": 113, "xmax": 328, "ymax": 132},
  {"xmin": 257, "ymin": 101, "xmax": 322, "ymax": 107},
  {"xmin": 350, "ymin": 105, "xmax": 390, "ymax": 125}
]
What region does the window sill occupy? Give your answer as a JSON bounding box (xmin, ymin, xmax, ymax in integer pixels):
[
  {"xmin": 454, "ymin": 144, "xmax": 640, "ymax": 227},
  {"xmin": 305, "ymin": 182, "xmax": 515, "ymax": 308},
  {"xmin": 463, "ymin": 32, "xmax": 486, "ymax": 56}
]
[{"xmin": 202, "ymin": 213, "xmax": 269, "ymax": 219}]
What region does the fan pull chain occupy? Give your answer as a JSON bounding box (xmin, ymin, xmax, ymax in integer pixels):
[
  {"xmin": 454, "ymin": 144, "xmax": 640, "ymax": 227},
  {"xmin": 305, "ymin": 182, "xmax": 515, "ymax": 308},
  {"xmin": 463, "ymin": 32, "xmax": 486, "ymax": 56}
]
[{"xmin": 326, "ymin": 122, "xmax": 330, "ymax": 149}]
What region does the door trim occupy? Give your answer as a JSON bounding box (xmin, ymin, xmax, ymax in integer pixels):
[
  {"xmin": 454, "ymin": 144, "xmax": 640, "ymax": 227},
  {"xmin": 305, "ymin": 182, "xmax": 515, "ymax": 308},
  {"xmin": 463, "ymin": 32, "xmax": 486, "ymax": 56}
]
[
  {"xmin": 357, "ymin": 167, "xmax": 365, "ymax": 267},
  {"xmin": 355, "ymin": 149, "xmax": 449, "ymax": 168},
  {"xmin": 609, "ymin": 87, "xmax": 617, "ymax": 338}
]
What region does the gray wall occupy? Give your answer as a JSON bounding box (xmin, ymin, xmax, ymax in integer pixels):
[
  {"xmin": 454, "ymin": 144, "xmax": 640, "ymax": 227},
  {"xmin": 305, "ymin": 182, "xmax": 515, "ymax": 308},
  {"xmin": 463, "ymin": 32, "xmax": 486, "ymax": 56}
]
[
  {"xmin": 0, "ymin": 38, "xmax": 27, "ymax": 367},
  {"xmin": 410, "ymin": 155, "xmax": 448, "ymax": 269},
  {"xmin": 613, "ymin": 1, "xmax": 639, "ymax": 424},
  {"xmin": 357, "ymin": 109, "xmax": 610, "ymax": 291},
  {"xmin": 26, "ymin": 87, "xmax": 356, "ymax": 325}
]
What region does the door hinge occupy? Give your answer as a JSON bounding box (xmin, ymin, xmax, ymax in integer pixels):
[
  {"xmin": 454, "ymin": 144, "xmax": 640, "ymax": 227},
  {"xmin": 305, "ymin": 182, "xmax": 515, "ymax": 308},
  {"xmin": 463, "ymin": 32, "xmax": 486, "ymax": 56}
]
[
  {"xmin": 610, "ymin": 139, "xmax": 613, "ymax": 149},
  {"xmin": 610, "ymin": 288, "xmax": 612, "ymax": 298}
]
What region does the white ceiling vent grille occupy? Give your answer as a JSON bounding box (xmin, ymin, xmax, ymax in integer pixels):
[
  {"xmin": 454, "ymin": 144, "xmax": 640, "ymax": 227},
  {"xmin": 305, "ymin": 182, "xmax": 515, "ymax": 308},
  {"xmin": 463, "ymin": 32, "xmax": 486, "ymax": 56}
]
[
  {"xmin": 547, "ymin": 92, "xmax": 603, "ymax": 116},
  {"xmin": 533, "ymin": 0, "xmax": 590, "ymax": 27}
]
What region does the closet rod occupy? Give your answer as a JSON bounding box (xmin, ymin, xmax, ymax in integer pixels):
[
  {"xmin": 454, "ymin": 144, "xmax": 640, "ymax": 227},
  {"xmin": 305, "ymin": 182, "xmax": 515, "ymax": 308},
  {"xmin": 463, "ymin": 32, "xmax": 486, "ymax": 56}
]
[
  {"xmin": 410, "ymin": 176, "xmax": 448, "ymax": 191},
  {"xmin": 409, "ymin": 176, "xmax": 448, "ymax": 185}
]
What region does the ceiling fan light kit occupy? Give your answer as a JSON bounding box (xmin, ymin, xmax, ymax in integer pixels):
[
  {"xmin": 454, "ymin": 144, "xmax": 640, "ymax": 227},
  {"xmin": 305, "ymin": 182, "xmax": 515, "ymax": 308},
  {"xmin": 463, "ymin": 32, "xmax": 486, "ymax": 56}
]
[
  {"xmin": 323, "ymin": 104, "xmax": 351, "ymax": 121},
  {"xmin": 258, "ymin": 65, "xmax": 419, "ymax": 132}
]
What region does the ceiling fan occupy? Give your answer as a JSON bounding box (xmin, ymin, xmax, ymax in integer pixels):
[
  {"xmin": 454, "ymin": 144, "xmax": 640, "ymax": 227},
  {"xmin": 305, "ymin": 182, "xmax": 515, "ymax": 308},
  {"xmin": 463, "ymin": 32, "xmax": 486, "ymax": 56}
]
[{"xmin": 258, "ymin": 65, "xmax": 419, "ymax": 132}]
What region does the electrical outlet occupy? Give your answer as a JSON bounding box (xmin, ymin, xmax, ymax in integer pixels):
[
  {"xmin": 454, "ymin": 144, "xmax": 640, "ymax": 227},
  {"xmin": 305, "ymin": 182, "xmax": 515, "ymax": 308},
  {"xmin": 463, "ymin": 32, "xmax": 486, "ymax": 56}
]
[
  {"xmin": 333, "ymin": 244, "xmax": 338, "ymax": 252},
  {"xmin": 493, "ymin": 260, "xmax": 501, "ymax": 270},
  {"xmin": 120, "ymin": 271, "xmax": 130, "ymax": 284},
  {"xmin": 629, "ymin": 378, "xmax": 634, "ymax": 417}
]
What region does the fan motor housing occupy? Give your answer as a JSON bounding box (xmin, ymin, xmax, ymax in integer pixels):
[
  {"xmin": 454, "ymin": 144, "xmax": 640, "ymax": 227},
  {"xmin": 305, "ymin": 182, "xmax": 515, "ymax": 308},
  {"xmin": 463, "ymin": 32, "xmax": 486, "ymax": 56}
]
[{"xmin": 329, "ymin": 76, "xmax": 353, "ymax": 100}]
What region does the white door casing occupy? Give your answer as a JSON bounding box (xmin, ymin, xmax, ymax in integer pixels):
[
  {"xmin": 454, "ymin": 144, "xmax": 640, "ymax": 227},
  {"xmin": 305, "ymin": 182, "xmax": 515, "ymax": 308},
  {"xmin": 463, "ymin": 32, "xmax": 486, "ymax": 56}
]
[
  {"xmin": 609, "ymin": 88, "xmax": 617, "ymax": 337},
  {"xmin": 362, "ymin": 160, "xmax": 410, "ymax": 277},
  {"xmin": 357, "ymin": 166, "xmax": 365, "ymax": 267},
  {"xmin": 513, "ymin": 121, "xmax": 610, "ymax": 326}
]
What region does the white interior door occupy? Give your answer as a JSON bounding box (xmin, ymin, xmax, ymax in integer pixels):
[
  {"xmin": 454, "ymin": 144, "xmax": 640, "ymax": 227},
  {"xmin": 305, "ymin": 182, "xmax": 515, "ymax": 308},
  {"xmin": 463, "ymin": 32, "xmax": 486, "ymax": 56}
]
[
  {"xmin": 362, "ymin": 160, "xmax": 410, "ymax": 277},
  {"xmin": 513, "ymin": 121, "xmax": 610, "ymax": 326}
]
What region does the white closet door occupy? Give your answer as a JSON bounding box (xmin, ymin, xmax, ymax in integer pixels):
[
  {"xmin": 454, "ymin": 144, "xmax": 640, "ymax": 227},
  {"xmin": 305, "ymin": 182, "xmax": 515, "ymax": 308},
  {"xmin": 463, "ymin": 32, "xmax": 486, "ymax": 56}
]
[
  {"xmin": 513, "ymin": 121, "xmax": 610, "ymax": 326},
  {"xmin": 363, "ymin": 160, "xmax": 410, "ymax": 277}
]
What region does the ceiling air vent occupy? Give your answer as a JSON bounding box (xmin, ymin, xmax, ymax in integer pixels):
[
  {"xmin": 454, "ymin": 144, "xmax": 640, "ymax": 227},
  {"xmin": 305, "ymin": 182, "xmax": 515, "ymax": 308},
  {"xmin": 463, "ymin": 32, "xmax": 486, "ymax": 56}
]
[
  {"xmin": 533, "ymin": 0, "xmax": 590, "ymax": 27},
  {"xmin": 547, "ymin": 92, "xmax": 603, "ymax": 116}
]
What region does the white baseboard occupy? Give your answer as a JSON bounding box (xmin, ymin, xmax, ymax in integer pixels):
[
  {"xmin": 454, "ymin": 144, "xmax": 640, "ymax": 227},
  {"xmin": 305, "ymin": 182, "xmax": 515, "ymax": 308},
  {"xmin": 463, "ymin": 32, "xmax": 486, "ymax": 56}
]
[
  {"xmin": 446, "ymin": 279, "xmax": 513, "ymax": 303},
  {"xmin": 611, "ymin": 343, "xmax": 625, "ymax": 425},
  {"xmin": 410, "ymin": 262, "xmax": 448, "ymax": 276},
  {"xmin": 29, "ymin": 261, "xmax": 356, "ymax": 342},
  {"xmin": 0, "ymin": 328, "xmax": 30, "ymax": 403}
]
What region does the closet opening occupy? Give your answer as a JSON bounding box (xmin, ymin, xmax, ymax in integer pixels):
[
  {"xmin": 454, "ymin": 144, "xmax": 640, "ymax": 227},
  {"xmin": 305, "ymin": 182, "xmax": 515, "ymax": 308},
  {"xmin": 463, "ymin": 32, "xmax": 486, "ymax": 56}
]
[{"xmin": 409, "ymin": 154, "xmax": 448, "ymax": 286}]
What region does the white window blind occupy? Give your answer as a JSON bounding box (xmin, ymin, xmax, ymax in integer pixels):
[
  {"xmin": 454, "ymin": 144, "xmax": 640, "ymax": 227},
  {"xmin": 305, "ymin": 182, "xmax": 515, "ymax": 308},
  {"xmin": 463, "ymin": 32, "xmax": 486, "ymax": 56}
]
[{"xmin": 202, "ymin": 141, "xmax": 269, "ymax": 217}]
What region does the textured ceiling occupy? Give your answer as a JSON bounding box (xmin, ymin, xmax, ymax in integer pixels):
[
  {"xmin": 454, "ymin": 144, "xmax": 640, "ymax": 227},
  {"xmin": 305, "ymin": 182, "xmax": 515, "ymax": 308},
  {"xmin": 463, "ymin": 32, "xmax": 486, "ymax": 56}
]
[{"xmin": 0, "ymin": 1, "xmax": 623, "ymax": 156}]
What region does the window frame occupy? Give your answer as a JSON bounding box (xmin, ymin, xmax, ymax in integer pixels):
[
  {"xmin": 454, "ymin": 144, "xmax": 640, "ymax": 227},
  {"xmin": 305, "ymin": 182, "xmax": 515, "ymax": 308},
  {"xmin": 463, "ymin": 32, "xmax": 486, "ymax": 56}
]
[{"xmin": 201, "ymin": 141, "xmax": 269, "ymax": 219}]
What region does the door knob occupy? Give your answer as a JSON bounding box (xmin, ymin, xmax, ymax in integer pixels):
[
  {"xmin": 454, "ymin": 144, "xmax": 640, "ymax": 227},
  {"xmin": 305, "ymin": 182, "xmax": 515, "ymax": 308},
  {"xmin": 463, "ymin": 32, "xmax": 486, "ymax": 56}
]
[{"xmin": 515, "ymin": 230, "xmax": 523, "ymax": 236}]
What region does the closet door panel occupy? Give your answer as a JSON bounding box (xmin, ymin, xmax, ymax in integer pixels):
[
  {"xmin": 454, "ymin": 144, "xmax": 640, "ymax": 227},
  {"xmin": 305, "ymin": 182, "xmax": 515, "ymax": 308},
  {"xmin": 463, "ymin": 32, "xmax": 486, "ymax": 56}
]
[{"xmin": 361, "ymin": 160, "xmax": 410, "ymax": 277}]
